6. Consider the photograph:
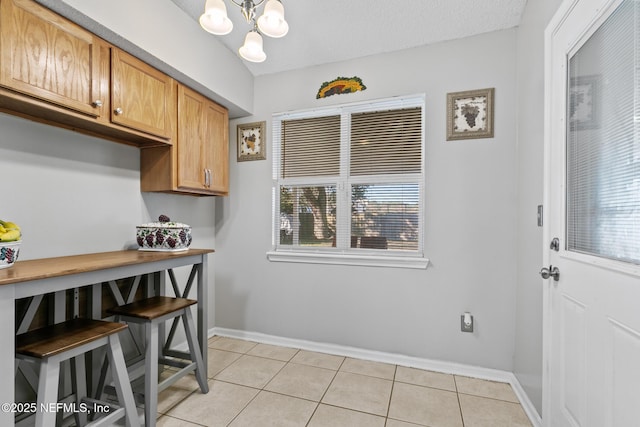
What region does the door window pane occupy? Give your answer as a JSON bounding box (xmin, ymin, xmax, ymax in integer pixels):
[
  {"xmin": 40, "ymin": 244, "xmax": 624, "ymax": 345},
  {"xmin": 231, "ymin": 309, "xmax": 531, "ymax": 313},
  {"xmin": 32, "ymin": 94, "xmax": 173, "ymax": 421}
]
[{"xmin": 566, "ymin": 0, "xmax": 640, "ymax": 264}]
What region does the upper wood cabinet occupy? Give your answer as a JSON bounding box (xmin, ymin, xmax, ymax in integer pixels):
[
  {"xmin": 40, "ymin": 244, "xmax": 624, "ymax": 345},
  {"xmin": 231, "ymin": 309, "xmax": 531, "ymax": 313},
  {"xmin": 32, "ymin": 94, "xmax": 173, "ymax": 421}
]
[
  {"xmin": 177, "ymin": 85, "xmax": 228, "ymax": 194},
  {"xmin": 202, "ymin": 97, "xmax": 229, "ymax": 194},
  {"xmin": 141, "ymin": 85, "xmax": 228, "ymax": 196},
  {"xmin": 111, "ymin": 49, "xmax": 174, "ymax": 139},
  {"xmin": 0, "ymin": 0, "xmax": 228, "ymax": 195},
  {"xmin": 0, "ymin": 0, "xmax": 104, "ymax": 117},
  {"xmin": 0, "ymin": 0, "xmax": 174, "ymax": 146},
  {"xmin": 176, "ymin": 85, "xmax": 208, "ymax": 191}
]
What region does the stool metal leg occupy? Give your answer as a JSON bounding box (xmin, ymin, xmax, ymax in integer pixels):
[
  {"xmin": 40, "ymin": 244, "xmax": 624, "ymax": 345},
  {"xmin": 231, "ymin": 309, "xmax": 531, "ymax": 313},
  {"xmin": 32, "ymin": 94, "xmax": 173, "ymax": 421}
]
[
  {"xmin": 93, "ymin": 351, "xmax": 110, "ymax": 403},
  {"xmin": 144, "ymin": 321, "xmax": 159, "ymax": 427},
  {"xmin": 181, "ymin": 309, "xmax": 209, "ymax": 393},
  {"xmin": 94, "ymin": 314, "xmax": 120, "ymax": 403},
  {"xmin": 35, "ymin": 357, "xmax": 59, "ymax": 427},
  {"xmin": 71, "ymin": 355, "xmax": 88, "ymax": 426},
  {"xmin": 107, "ymin": 333, "xmax": 140, "ymax": 427}
]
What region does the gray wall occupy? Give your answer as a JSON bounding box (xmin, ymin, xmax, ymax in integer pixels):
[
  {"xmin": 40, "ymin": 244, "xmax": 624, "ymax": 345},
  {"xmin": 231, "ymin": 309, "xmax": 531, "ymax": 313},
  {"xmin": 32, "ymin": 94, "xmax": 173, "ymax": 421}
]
[
  {"xmin": 215, "ymin": 29, "xmax": 520, "ymax": 371},
  {"xmin": 1, "ymin": 0, "xmax": 263, "ymax": 334},
  {"xmin": 0, "ymin": 112, "xmax": 218, "ymax": 316},
  {"xmin": 514, "ymin": 0, "xmax": 563, "ymax": 414},
  {"xmin": 1, "ymin": 0, "xmax": 571, "ymax": 414}
]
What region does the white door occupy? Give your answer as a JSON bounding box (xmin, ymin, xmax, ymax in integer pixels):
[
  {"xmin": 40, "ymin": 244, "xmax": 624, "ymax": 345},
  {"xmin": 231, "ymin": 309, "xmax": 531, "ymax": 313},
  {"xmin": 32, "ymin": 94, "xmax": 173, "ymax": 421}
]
[{"xmin": 544, "ymin": 0, "xmax": 640, "ymax": 426}]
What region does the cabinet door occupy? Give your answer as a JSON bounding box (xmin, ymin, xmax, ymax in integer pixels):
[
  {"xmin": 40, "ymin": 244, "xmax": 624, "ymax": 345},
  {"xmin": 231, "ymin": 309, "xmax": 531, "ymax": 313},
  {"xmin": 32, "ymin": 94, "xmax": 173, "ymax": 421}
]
[
  {"xmin": 111, "ymin": 49, "xmax": 173, "ymax": 139},
  {"xmin": 176, "ymin": 85, "xmax": 229, "ymax": 195},
  {"xmin": 177, "ymin": 85, "xmax": 207, "ymax": 191},
  {"xmin": 0, "ymin": 0, "xmax": 103, "ymax": 117},
  {"xmin": 204, "ymin": 101, "xmax": 229, "ymax": 194}
]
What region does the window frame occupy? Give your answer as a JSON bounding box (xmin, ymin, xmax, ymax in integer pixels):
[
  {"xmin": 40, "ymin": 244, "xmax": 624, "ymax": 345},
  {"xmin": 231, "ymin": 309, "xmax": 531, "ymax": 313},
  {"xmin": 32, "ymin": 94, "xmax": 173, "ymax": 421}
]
[{"xmin": 267, "ymin": 94, "xmax": 429, "ymax": 269}]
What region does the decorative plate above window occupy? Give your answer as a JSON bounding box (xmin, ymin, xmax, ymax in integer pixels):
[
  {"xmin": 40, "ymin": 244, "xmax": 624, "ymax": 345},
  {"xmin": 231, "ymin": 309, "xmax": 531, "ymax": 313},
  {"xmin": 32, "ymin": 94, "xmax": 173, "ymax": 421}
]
[{"xmin": 316, "ymin": 76, "xmax": 367, "ymax": 99}]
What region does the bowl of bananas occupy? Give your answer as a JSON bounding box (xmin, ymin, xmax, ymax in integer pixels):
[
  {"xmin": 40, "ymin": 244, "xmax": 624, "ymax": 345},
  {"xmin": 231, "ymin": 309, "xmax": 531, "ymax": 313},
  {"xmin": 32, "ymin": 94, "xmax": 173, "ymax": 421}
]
[
  {"xmin": 136, "ymin": 215, "xmax": 192, "ymax": 252},
  {"xmin": 0, "ymin": 219, "xmax": 21, "ymax": 269}
]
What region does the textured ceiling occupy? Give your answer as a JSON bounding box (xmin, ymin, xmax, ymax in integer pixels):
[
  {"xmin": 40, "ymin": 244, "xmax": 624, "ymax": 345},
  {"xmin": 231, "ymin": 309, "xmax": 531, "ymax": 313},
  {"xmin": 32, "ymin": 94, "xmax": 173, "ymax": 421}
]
[{"xmin": 171, "ymin": 0, "xmax": 527, "ymax": 76}]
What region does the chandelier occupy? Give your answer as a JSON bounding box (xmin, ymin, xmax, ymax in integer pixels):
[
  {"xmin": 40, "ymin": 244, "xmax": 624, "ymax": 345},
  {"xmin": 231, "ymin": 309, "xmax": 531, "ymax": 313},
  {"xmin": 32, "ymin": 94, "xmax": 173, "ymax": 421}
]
[{"xmin": 199, "ymin": 0, "xmax": 289, "ymax": 63}]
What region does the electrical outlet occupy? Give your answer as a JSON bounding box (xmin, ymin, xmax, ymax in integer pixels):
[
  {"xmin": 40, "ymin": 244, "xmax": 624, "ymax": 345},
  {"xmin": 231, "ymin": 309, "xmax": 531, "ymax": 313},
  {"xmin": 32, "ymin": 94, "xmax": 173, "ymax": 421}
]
[{"xmin": 461, "ymin": 313, "xmax": 474, "ymax": 333}]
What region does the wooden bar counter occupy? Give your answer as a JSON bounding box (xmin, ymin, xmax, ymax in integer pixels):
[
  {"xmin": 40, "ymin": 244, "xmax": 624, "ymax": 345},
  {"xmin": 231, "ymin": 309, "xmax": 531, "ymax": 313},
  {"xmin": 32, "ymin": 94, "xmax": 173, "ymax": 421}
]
[{"xmin": 0, "ymin": 248, "xmax": 213, "ymax": 427}]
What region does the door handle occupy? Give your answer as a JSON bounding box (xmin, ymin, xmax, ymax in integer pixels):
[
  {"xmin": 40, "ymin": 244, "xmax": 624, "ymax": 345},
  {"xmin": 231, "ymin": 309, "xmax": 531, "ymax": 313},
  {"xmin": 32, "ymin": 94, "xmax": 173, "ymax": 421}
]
[{"xmin": 540, "ymin": 265, "xmax": 560, "ymax": 281}]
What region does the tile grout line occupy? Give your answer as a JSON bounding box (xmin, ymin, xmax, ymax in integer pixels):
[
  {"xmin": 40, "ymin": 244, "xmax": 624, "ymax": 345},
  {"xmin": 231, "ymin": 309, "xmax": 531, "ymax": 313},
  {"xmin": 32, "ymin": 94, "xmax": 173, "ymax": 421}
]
[
  {"xmin": 454, "ymin": 375, "xmax": 467, "ymax": 427},
  {"xmin": 188, "ymin": 337, "xmax": 530, "ymax": 426},
  {"xmin": 209, "ymin": 338, "xmax": 266, "ymax": 426},
  {"xmin": 302, "ymin": 353, "xmax": 351, "ymax": 426},
  {"xmin": 385, "ymin": 364, "xmax": 398, "ymax": 421},
  {"xmin": 209, "ymin": 336, "xmax": 531, "ymax": 426},
  {"xmin": 209, "ymin": 338, "xmax": 526, "ymax": 426},
  {"xmin": 222, "ymin": 348, "xmax": 292, "ymax": 427},
  {"xmin": 158, "ymin": 412, "xmax": 208, "ymax": 427}
]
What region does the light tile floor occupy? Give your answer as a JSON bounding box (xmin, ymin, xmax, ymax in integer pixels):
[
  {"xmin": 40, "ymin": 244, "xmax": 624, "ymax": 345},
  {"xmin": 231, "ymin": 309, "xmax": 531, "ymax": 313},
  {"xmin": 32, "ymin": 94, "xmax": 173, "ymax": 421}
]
[{"xmin": 154, "ymin": 336, "xmax": 532, "ymax": 427}]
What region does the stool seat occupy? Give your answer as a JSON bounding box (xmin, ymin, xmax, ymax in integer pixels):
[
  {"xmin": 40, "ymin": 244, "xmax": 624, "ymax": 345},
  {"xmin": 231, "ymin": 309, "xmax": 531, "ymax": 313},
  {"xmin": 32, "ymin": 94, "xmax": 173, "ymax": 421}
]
[
  {"xmin": 99, "ymin": 295, "xmax": 207, "ymax": 427},
  {"xmin": 16, "ymin": 318, "xmax": 139, "ymax": 427},
  {"xmin": 107, "ymin": 296, "xmax": 196, "ymax": 320},
  {"xmin": 17, "ymin": 318, "xmax": 127, "ymax": 358}
]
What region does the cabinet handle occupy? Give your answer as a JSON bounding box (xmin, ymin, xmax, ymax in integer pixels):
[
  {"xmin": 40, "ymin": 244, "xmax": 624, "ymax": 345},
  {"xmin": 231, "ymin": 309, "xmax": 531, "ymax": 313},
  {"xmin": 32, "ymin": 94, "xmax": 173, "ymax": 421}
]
[
  {"xmin": 92, "ymin": 100, "xmax": 103, "ymax": 108},
  {"xmin": 203, "ymin": 169, "xmax": 209, "ymax": 187},
  {"xmin": 207, "ymin": 169, "xmax": 211, "ymax": 187},
  {"xmin": 114, "ymin": 107, "xmax": 123, "ymax": 115}
]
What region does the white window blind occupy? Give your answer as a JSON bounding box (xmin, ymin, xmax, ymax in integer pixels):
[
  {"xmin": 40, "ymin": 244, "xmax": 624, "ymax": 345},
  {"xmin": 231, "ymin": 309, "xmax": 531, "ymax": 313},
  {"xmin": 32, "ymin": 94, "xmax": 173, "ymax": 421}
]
[
  {"xmin": 566, "ymin": 0, "xmax": 640, "ymax": 264},
  {"xmin": 272, "ymin": 95, "xmax": 426, "ymax": 267},
  {"xmin": 350, "ymin": 108, "xmax": 422, "ymax": 176},
  {"xmin": 281, "ymin": 115, "xmax": 341, "ymax": 178}
]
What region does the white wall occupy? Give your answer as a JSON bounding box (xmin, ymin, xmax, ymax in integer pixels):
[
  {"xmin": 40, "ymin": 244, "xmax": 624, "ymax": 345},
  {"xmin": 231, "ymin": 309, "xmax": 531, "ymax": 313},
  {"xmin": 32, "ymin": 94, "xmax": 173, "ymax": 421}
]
[
  {"xmin": 0, "ymin": 0, "xmax": 263, "ymax": 333},
  {"xmin": 513, "ymin": 0, "xmax": 563, "ymax": 414},
  {"xmin": 0, "ymin": 112, "xmax": 218, "ymax": 327},
  {"xmin": 215, "ymin": 29, "xmax": 520, "ymax": 371}
]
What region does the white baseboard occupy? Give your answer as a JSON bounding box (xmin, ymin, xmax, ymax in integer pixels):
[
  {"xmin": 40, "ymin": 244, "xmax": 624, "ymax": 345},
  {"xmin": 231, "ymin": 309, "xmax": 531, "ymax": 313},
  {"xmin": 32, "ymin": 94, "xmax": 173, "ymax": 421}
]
[{"xmin": 209, "ymin": 327, "xmax": 542, "ymax": 427}]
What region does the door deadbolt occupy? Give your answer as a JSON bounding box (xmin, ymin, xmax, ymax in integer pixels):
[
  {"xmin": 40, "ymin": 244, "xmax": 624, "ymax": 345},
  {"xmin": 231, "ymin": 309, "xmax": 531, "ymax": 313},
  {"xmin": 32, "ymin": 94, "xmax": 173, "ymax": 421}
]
[
  {"xmin": 540, "ymin": 265, "xmax": 560, "ymax": 281},
  {"xmin": 550, "ymin": 238, "xmax": 560, "ymax": 252}
]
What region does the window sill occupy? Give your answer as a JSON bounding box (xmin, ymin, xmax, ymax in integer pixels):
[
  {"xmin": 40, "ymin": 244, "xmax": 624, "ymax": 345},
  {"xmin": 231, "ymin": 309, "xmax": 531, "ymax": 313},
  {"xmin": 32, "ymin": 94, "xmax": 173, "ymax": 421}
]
[{"xmin": 266, "ymin": 250, "xmax": 429, "ymax": 269}]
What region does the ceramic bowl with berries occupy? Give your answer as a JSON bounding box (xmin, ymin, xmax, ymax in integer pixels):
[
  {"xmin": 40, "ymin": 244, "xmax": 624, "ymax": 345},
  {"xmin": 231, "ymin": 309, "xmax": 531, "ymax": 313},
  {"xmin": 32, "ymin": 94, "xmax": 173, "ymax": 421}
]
[
  {"xmin": 0, "ymin": 240, "xmax": 21, "ymax": 269},
  {"xmin": 136, "ymin": 215, "xmax": 192, "ymax": 252}
]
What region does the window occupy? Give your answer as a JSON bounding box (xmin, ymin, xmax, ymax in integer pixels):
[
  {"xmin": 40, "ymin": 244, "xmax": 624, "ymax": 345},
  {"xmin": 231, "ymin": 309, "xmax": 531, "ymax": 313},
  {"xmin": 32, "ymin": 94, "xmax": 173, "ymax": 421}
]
[
  {"xmin": 566, "ymin": 0, "xmax": 640, "ymax": 265},
  {"xmin": 268, "ymin": 95, "xmax": 427, "ymax": 268}
]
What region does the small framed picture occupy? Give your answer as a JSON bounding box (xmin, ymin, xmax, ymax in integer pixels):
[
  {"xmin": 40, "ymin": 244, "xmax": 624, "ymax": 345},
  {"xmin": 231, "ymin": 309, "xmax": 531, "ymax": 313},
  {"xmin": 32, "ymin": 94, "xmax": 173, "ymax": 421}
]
[
  {"xmin": 237, "ymin": 121, "xmax": 266, "ymax": 161},
  {"xmin": 446, "ymin": 88, "xmax": 495, "ymax": 141}
]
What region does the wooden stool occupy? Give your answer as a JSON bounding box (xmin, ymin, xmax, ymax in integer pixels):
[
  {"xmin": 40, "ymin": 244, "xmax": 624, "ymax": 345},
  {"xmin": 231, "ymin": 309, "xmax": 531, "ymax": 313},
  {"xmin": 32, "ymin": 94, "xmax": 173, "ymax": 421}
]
[
  {"xmin": 100, "ymin": 296, "xmax": 208, "ymax": 427},
  {"xmin": 15, "ymin": 318, "xmax": 139, "ymax": 427}
]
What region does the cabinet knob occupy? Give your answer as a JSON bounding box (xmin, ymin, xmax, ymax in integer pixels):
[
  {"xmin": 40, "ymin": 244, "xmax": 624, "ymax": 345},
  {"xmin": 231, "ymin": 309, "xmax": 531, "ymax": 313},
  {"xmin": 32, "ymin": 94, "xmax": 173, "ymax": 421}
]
[
  {"xmin": 114, "ymin": 107, "xmax": 123, "ymax": 115},
  {"xmin": 92, "ymin": 100, "xmax": 103, "ymax": 108}
]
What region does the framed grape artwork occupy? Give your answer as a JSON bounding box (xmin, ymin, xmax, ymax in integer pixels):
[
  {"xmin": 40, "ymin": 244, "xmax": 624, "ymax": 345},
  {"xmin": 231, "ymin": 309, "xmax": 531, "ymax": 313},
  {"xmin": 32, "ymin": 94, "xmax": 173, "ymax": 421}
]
[
  {"xmin": 237, "ymin": 121, "xmax": 266, "ymax": 161},
  {"xmin": 446, "ymin": 88, "xmax": 494, "ymax": 141}
]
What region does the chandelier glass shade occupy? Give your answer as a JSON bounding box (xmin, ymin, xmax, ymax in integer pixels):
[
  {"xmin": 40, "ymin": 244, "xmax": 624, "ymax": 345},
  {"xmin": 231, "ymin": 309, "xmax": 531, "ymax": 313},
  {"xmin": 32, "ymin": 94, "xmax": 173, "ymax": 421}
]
[
  {"xmin": 238, "ymin": 29, "xmax": 267, "ymax": 62},
  {"xmin": 257, "ymin": 0, "xmax": 288, "ymax": 38},
  {"xmin": 199, "ymin": 0, "xmax": 288, "ymax": 63},
  {"xmin": 199, "ymin": 0, "xmax": 233, "ymax": 35}
]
